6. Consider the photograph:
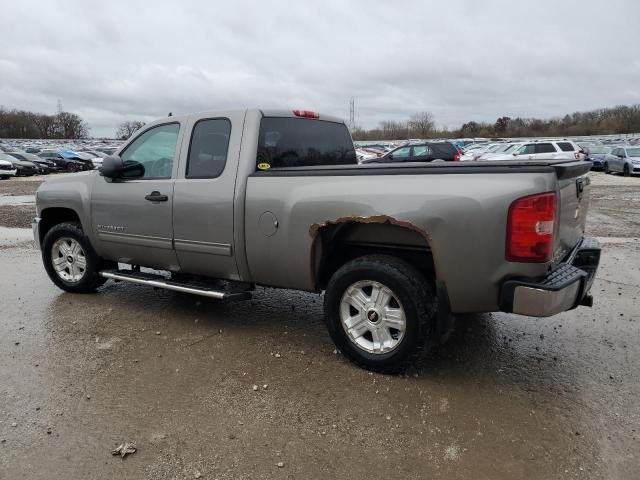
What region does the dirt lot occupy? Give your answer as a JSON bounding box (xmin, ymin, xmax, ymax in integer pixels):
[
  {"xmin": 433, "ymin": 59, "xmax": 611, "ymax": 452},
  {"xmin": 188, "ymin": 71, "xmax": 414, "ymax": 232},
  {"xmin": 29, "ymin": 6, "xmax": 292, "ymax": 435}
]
[{"xmin": 1, "ymin": 171, "xmax": 639, "ymax": 479}]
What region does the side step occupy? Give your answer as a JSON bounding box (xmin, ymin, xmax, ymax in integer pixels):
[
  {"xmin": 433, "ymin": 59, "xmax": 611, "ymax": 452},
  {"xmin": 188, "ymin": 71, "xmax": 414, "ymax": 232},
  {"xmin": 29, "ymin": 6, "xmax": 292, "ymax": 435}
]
[{"xmin": 99, "ymin": 269, "xmax": 251, "ymax": 301}]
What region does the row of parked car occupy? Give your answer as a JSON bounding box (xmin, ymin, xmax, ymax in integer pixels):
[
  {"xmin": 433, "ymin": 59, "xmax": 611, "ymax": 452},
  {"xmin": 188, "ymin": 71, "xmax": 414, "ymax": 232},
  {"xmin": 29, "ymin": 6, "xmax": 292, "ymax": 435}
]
[
  {"xmin": 355, "ymin": 138, "xmax": 640, "ymax": 176},
  {"xmin": 0, "ymin": 144, "xmax": 118, "ymax": 179},
  {"xmin": 580, "ymin": 144, "xmax": 640, "ymax": 176}
]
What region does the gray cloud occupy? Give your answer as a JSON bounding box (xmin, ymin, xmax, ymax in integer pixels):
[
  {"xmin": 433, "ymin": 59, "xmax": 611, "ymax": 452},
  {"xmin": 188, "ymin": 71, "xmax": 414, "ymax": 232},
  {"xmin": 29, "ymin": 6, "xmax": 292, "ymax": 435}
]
[{"xmin": 1, "ymin": 0, "xmax": 639, "ymax": 136}]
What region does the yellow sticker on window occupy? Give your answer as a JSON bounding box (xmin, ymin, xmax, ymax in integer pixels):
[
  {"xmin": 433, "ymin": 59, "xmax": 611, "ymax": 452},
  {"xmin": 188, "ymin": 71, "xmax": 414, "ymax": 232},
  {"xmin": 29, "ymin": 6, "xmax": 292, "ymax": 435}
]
[{"xmin": 257, "ymin": 162, "xmax": 271, "ymax": 171}]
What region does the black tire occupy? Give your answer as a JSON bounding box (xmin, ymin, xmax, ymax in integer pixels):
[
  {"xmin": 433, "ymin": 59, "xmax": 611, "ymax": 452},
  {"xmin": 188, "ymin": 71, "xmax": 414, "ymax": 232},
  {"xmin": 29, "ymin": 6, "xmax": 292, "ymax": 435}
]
[
  {"xmin": 604, "ymin": 162, "xmax": 610, "ymax": 174},
  {"xmin": 323, "ymin": 255, "xmax": 437, "ymax": 373},
  {"xmin": 623, "ymin": 164, "xmax": 631, "ymax": 177},
  {"xmin": 42, "ymin": 222, "xmax": 107, "ymax": 293}
]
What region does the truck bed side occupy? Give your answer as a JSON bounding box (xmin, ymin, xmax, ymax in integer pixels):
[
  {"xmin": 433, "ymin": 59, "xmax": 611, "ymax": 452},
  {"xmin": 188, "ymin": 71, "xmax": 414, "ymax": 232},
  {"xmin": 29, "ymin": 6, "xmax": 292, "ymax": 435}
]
[{"xmin": 243, "ymin": 163, "xmax": 576, "ymax": 313}]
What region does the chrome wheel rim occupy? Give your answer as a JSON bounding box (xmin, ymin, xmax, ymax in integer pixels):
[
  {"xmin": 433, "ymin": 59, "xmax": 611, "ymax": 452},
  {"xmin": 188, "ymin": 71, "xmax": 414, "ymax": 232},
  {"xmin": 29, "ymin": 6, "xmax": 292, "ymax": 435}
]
[
  {"xmin": 51, "ymin": 237, "xmax": 87, "ymax": 283},
  {"xmin": 339, "ymin": 280, "xmax": 406, "ymax": 354}
]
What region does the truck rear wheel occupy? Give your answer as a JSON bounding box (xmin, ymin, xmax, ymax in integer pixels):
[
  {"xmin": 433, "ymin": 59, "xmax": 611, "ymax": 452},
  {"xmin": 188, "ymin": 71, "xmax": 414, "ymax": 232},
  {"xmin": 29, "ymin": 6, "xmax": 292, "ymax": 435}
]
[
  {"xmin": 323, "ymin": 255, "xmax": 437, "ymax": 372},
  {"xmin": 42, "ymin": 222, "xmax": 107, "ymax": 293}
]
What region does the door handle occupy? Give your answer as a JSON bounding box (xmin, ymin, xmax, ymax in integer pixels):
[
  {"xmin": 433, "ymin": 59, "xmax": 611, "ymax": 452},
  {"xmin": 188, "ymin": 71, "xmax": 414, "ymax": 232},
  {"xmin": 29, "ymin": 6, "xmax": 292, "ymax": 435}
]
[{"xmin": 145, "ymin": 191, "xmax": 168, "ymax": 202}]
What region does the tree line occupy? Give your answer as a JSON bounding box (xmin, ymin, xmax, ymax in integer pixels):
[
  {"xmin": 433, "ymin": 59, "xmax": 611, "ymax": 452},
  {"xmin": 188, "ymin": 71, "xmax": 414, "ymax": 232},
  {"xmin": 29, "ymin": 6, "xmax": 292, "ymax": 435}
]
[
  {"xmin": 0, "ymin": 107, "xmax": 89, "ymax": 139},
  {"xmin": 351, "ymin": 104, "xmax": 640, "ymax": 140}
]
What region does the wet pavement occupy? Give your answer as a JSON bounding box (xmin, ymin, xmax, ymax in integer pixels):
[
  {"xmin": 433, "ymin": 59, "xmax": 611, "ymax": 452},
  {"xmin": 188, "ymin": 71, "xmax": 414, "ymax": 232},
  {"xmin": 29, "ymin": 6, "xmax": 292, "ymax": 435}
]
[{"xmin": 1, "ymin": 173, "xmax": 639, "ymax": 479}]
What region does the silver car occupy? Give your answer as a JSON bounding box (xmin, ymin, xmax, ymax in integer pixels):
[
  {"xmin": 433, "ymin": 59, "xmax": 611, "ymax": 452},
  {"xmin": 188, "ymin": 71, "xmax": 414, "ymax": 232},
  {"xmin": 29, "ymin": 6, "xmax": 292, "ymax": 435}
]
[{"xmin": 603, "ymin": 146, "xmax": 640, "ymax": 176}]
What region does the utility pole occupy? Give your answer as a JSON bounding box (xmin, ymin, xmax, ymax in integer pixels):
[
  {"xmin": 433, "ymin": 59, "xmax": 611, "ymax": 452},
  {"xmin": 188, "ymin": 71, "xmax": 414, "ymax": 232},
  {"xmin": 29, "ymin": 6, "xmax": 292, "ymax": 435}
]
[{"xmin": 349, "ymin": 97, "xmax": 355, "ymax": 132}]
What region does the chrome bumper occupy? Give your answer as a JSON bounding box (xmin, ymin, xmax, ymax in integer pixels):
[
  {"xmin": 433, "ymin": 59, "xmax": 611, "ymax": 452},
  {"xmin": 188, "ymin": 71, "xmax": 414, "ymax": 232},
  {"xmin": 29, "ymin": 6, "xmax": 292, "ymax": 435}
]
[
  {"xmin": 500, "ymin": 237, "xmax": 601, "ymax": 317},
  {"xmin": 32, "ymin": 217, "xmax": 41, "ymax": 250}
]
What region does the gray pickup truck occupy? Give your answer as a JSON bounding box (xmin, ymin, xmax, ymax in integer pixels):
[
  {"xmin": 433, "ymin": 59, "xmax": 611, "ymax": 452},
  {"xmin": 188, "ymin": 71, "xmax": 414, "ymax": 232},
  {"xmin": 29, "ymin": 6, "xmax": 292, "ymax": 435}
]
[{"xmin": 33, "ymin": 109, "xmax": 601, "ymax": 371}]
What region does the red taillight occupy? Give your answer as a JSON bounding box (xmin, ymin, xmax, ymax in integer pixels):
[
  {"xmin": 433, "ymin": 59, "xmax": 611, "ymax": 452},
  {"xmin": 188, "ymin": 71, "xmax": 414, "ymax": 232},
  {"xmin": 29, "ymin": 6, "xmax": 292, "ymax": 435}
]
[
  {"xmin": 453, "ymin": 154, "xmax": 460, "ymax": 161},
  {"xmin": 292, "ymin": 109, "xmax": 320, "ymax": 119},
  {"xmin": 506, "ymin": 192, "xmax": 556, "ymax": 262}
]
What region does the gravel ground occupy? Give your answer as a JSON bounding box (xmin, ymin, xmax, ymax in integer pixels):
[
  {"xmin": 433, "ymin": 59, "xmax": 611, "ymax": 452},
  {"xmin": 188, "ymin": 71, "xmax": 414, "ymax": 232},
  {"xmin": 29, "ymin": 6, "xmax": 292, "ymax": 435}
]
[
  {"xmin": 0, "ymin": 169, "xmax": 639, "ymax": 479},
  {"xmin": 0, "ymin": 175, "xmax": 55, "ymax": 228}
]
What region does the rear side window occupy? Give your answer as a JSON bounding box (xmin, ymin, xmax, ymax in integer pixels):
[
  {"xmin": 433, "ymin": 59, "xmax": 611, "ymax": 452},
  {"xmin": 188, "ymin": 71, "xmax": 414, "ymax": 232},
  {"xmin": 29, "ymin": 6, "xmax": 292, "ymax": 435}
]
[
  {"xmin": 535, "ymin": 143, "xmax": 556, "ymax": 154},
  {"xmin": 257, "ymin": 117, "xmax": 356, "ymax": 169},
  {"xmin": 429, "ymin": 143, "xmax": 457, "ymax": 158},
  {"xmin": 412, "ymin": 145, "xmax": 432, "ymax": 158},
  {"xmin": 557, "ymin": 142, "xmax": 575, "ymax": 152},
  {"xmin": 186, "ymin": 118, "xmax": 231, "ymax": 178}
]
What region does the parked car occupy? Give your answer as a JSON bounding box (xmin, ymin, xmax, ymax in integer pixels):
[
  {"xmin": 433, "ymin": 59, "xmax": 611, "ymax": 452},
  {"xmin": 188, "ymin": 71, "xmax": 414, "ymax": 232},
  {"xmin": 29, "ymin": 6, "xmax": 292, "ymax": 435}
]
[
  {"xmin": 6, "ymin": 152, "xmax": 54, "ymax": 174},
  {"xmin": 81, "ymin": 150, "xmax": 109, "ymax": 159},
  {"xmin": 0, "ymin": 152, "xmax": 38, "ymax": 176},
  {"xmin": 37, "ymin": 151, "xmax": 87, "ymax": 172},
  {"xmin": 460, "ymin": 142, "xmax": 506, "ymax": 161},
  {"xmin": 490, "ymin": 141, "xmax": 585, "ymax": 161},
  {"xmin": 0, "ymin": 158, "xmax": 17, "ymax": 179},
  {"xmin": 33, "ymin": 108, "xmax": 599, "ymax": 372},
  {"xmin": 59, "ymin": 150, "xmax": 96, "ymax": 170},
  {"xmin": 582, "ymin": 145, "xmax": 610, "ymax": 170},
  {"xmin": 363, "ymin": 141, "xmax": 460, "ymax": 164},
  {"xmin": 603, "ymin": 146, "xmax": 640, "ymax": 176},
  {"xmin": 96, "ymin": 146, "xmax": 118, "ymax": 155},
  {"xmin": 356, "ymin": 147, "xmax": 386, "ymax": 163},
  {"xmin": 67, "ymin": 151, "xmax": 103, "ymax": 169}
]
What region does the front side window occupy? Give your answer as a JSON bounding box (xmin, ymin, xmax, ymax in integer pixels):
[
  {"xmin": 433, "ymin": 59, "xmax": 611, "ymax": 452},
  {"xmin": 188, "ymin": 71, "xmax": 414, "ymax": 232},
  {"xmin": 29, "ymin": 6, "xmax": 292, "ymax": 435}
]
[
  {"xmin": 391, "ymin": 146, "xmax": 411, "ymax": 159},
  {"xmin": 186, "ymin": 119, "xmax": 231, "ymax": 178},
  {"xmin": 517, "ymin": 144, "xmax": 536, "ymax": 155},
  {"xmin": 120, "ymin": 123, "xmax": 180, "ymax": 179},
  {"xmin": 535, "ymin": 143, "xmax": 556, "ymax": 154},
  {"xmin": 257, "ymin": 117, "xmax": 356, "ymax": 169}
]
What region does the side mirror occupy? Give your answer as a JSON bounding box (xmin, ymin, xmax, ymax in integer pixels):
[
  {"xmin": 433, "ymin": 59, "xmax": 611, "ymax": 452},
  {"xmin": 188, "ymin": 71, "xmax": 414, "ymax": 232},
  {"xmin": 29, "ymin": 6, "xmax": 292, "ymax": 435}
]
[
  {"xmin": 386, "ymin": 153, "xmax": 394, "ymax": 160},
  {"xmin": 100, "ymin": 155, "xmax": 124, "ymax": 178},
  {"xmin": 512, "ymin": 152, "xmax": 519, "ymax": 156}
]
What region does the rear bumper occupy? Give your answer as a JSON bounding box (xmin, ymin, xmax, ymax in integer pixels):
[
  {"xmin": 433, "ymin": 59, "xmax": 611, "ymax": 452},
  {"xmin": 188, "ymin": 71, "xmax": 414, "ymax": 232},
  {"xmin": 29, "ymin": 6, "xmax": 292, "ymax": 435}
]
[{"xmin": 500, "ymin": 237, "xmax": 601, "ymax": 317}]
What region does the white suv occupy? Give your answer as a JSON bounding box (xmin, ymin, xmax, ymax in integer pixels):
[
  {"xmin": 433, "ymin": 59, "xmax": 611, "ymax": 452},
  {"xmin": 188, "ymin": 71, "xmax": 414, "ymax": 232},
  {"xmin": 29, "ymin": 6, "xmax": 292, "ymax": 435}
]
[
  {"xmin": 490, "ymin": 140, "xmax": 585, "ymax": 161},
  {"xmin": 0, "ymin": 159, "xmax": 17, "ymax": 179}
]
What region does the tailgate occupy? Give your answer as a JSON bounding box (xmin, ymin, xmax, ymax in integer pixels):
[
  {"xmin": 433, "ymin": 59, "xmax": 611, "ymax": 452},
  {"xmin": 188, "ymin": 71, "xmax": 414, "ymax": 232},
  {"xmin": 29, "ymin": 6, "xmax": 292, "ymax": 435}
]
[{"xmin": 553, "ymin": 161, "xmax": 592, "ymax": 263}]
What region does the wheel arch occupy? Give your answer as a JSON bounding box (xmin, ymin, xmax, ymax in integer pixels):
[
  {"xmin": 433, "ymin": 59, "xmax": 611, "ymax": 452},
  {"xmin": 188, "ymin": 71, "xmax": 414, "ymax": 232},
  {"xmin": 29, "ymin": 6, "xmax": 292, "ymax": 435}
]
[
  {"xmin": 39, "ymin": 207, "xmax": 82, "ymax": 245},
  {"xmin": 312, "ymin": 219, "xmax": 441, "ymax": 292}
]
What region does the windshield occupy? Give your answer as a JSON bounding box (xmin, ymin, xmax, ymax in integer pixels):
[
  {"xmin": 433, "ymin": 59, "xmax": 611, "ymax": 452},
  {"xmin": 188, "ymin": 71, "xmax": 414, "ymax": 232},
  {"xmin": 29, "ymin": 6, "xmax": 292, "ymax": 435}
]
[{"xmin": 626, "ymin": 148, "xmax": 640, "ymax": 157}]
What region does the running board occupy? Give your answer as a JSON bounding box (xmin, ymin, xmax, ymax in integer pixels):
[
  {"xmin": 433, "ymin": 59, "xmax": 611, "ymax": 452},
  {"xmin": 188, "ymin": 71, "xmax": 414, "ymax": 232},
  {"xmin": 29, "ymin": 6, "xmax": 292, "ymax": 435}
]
[{"xmin": 99, "ymin": 270, "xmax": 251, "ymax": 301}]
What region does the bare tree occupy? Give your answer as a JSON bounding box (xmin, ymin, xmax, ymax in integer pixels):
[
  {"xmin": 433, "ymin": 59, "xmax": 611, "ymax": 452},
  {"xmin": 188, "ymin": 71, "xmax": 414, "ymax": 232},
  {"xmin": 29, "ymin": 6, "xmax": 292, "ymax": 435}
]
[
  {"xmin": 408, "ymin": 112, "xmax": 434, "ymax": 138},
  {"xmin": 379, "ymin": 120, "xmax": 408, "ymax": 140},
  {"xmin": 55, "ymin": 111, "xmax": 90, "ymax": 139},
  {"xmin": 116, "ymin": 121, "xmax": 146, "ymax": 140}
]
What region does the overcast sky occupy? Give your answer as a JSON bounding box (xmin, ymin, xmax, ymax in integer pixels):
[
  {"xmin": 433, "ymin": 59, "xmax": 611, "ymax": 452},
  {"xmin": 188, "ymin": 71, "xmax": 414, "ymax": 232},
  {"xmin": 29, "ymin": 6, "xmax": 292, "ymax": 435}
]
[{"xmin": 1, "ymin": 0, "xmax": 639, "ymax": 137}]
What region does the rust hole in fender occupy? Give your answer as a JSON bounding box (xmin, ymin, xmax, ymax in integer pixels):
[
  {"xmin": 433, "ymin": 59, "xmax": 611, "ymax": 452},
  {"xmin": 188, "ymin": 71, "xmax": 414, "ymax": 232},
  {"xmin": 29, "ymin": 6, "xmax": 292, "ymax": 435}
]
[{"xmin": 309, "ymin": 215, "xmax": 432, "ymax": 245}]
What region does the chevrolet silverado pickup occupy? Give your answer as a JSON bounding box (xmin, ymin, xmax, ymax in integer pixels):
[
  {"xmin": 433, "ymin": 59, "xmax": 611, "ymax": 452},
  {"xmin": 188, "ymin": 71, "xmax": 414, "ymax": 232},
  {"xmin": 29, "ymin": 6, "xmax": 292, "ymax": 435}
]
[{"xmin": 33, "ymin": 109, "xmax": 601, "ymax": 371}]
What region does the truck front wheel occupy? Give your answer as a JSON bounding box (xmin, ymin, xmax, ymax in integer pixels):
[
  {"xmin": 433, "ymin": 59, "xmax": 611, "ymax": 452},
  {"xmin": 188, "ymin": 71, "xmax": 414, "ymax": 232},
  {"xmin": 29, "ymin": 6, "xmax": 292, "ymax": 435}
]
[
  {"xmin": 42, "ymin": 222, "xmax": 107, "ymax": 293},
  {"xmin": 323, "ymin": 255, "xmax": 437, "ymax": 372}
]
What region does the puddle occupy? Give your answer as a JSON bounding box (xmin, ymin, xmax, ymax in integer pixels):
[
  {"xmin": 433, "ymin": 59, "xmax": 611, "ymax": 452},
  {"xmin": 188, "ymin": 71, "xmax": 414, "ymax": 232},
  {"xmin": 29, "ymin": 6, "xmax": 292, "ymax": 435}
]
[{"xmin": 0, "ymin": 194, "xmax": 35, "ymax": 205}]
